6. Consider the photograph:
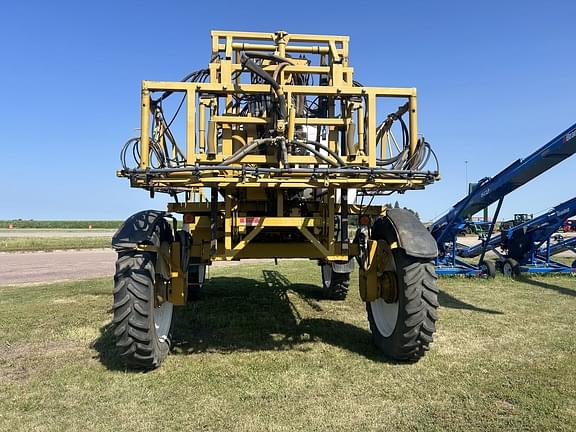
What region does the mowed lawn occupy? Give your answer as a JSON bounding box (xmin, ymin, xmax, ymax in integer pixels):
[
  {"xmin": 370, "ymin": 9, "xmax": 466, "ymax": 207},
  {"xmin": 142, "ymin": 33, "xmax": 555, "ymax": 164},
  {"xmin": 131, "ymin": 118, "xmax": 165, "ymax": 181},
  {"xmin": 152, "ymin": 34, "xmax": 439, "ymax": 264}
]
[{"xmin": 1, "ymin": 261, "xmax": 575, "ymax": 431}]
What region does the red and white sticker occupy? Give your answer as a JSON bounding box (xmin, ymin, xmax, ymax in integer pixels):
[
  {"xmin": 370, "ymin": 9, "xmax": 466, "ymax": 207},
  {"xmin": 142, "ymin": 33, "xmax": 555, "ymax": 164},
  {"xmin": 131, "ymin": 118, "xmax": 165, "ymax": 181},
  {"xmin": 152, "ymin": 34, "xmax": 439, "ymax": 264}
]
[{"xmin": 239, "ymin": 217, "xmax": 261, "ymax": 226}]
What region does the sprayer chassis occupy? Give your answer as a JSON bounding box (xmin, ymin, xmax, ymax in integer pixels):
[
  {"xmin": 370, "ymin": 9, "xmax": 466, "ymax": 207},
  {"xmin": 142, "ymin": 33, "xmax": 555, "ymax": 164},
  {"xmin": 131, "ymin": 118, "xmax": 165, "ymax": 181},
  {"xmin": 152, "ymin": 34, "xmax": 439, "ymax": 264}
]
[{"xmin": 112, "ymin": 31, "xmax": 440, "ymax": 370}]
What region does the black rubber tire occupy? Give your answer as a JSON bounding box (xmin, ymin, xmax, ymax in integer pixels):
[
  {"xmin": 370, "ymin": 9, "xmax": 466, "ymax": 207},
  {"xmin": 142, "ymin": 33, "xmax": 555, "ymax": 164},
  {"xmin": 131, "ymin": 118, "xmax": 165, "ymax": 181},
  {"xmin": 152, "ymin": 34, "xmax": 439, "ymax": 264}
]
[
  {"xmin": 321, "ymin": 265, "xmax": 350, "ymax": 300},
  {"xmin": 366, "ymin": 251, "xmax": 439, "ymax": 361},
  {"xmin": 112, "ymin": 251, "xmax": 173, "ymax": 370},
  {"xmin": 479, "ymin": 260, "xmax": 497, "ymax": 278},
  {"xmin": 187, "ymin": 263, "xmax": 206, "ymax": 301},
  {"xmin": 502, "ymin": 258, "xmax": 520, "ymax": 277},
  {"xmin": 571, "ymin": 259, "xmax": 576, "ymax": 269}
]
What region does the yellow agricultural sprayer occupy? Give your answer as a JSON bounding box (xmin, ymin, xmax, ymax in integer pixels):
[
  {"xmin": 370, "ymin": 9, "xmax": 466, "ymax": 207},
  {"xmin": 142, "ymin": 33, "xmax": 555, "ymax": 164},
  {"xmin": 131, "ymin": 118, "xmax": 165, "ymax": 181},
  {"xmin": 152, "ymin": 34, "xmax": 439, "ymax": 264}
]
[{"xmin": 113, "ymin": 31, "xmax": 440, "ymax": 369}]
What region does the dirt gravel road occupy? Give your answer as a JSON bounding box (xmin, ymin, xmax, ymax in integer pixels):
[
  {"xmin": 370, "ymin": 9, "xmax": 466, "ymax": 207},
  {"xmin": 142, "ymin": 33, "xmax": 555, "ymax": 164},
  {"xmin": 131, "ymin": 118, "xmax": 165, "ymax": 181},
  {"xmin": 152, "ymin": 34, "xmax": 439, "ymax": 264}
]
[
  {"xmin": 0, "ymin": 250, "xmax": 275, "ymax": 286},
  {"xmin": 1, "ymin": 232, "xmax": 573, "ymax": 286},
  {"xmin": 0, "ymin": 249, "xmax": 117, "ymax": 286}
]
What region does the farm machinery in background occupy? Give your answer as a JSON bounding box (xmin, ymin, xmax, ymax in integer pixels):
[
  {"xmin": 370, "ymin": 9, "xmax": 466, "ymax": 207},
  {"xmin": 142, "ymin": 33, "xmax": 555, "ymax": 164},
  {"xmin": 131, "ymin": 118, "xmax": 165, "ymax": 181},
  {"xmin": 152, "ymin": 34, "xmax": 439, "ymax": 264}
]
[
  {"xmin": 499, "ymin": 213, "xmax": 532, "ymax": 232},
  {"xmin": 429, "ymin": 122, "xmax": 576, "ymax": 276},
  {"xmin": 562, "ymin": 219, "xmax": 576, "ymax": 232},
  {"xmin": 112, "ymin": 31, "xmax": 441, "ymax": 369},
  {"xmin": 543, "ymin": 235, "xmax": 576, "ymax": 270},
  {"xmin": 458, "ymin": 196, "xmax": 576, "ymax": 275}
]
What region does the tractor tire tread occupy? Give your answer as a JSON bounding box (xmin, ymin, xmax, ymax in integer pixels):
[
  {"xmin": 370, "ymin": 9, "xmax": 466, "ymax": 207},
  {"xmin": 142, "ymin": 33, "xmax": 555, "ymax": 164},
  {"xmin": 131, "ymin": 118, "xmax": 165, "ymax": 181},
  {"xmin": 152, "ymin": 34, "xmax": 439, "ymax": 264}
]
[
  {"xmin": 326, "ymin": 272, "xmax": 350, "ymax": 300},
  {"xmin": 112, "ymin": 251, "xmax": 168, "ymax": 370},
  {"xmin": 368, "ymin": 254, "xmax": 438, "ymax": 362}
]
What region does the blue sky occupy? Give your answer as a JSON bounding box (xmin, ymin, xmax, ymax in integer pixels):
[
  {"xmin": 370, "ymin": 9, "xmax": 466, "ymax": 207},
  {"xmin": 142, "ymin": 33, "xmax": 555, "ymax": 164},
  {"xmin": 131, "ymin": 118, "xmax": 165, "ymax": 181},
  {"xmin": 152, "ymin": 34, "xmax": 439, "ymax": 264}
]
[{"xmin": 1, "ymin": 1, "xmax": 575, "ymax": 221}]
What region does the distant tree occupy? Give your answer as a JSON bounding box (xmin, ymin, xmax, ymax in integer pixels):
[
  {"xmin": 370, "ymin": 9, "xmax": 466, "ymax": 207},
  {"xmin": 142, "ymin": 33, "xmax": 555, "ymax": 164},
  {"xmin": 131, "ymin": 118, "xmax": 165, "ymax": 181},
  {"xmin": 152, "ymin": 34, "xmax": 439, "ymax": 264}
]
[
  {"xmin": 402, "ymin": 207, "xmax": 420, "ymax": 220},
  {"xmin": 394, "ymin": 201, "xmax": 400, "ymax": 209}
]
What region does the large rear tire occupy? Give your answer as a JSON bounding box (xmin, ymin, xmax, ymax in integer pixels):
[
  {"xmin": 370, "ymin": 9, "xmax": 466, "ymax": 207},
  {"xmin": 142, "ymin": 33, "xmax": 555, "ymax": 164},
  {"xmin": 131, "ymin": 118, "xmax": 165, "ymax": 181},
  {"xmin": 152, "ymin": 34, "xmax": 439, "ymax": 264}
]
[
  {"xmin": 321, "ymin": 264, "xmax": 350, "ymax": 300},
  {"xmin": 112, "ymin": 251, "xmax": 174, "ymax": 370},
  {"xmin": 366, "ymin": 251, "xmax": 438, "ymax": 361}
]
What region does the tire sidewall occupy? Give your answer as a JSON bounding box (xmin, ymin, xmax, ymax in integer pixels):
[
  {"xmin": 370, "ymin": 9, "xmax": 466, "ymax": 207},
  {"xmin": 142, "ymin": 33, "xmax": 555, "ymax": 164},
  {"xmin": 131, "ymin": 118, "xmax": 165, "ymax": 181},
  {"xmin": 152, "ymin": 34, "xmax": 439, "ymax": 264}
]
[
  {"xmin": 149, "ymin": 251, "xmax": 174, "ymax": 358},
  {"xmin": 367, "ymin": 250, "xmax": 411, "ymax": 358}
]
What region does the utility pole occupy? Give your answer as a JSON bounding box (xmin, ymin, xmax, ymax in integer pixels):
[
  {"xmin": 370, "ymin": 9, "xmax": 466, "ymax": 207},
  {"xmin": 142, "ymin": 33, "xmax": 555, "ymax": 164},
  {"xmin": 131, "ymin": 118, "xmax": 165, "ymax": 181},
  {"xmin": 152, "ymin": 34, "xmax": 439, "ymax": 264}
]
[{"xmin": 465, "ymin": 160, "xmax": 469, "ymax": 194}]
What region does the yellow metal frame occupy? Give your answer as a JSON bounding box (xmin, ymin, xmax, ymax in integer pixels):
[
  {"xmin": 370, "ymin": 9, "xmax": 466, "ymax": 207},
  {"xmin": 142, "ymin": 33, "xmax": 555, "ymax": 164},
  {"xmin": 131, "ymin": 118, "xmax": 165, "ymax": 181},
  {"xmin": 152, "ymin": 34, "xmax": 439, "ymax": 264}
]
[
  {"xmin": 135, "ymin": 79, "xmax": 420, "ymax": 189},
  {"xmin": 120, "ymin": 31, "xmax": 438, "ymax": 267},
  {"xmin": 125, "ymin": 30, "xmax": 432, "ymax": 191}
]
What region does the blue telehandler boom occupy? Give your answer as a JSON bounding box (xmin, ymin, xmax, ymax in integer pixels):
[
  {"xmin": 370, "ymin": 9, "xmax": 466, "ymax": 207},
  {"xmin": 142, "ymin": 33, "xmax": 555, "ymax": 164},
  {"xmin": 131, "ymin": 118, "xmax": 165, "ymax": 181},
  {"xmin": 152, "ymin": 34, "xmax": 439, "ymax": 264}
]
[{"xmin": 429, "ymin": 122, "xmax": 576, "ymax": 276}]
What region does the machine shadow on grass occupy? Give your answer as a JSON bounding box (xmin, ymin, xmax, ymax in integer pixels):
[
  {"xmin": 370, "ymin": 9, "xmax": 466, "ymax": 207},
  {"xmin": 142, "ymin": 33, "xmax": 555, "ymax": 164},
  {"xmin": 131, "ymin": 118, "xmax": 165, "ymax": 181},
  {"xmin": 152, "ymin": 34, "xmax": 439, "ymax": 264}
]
[
  {"xmin": 515, "ymin": 275, "xmax": 576, "ymax": 298},
  {"xmin": 437, "ymin": 291, "xmax": 503, "ymax": 315},
  {"xmin": 92, "ymin": 270, "xmax": 388, "ymax": 370},
  {"xmin": 92, "ymin": 323, "xmax": 124, "ymax": 370},
  {"xmin": 170, "ymin": 270, "xmax": 386, "ymax": 362},
  {"xmin": 92, "ymin": 269, "xmax": 509, "ymax": 370}
]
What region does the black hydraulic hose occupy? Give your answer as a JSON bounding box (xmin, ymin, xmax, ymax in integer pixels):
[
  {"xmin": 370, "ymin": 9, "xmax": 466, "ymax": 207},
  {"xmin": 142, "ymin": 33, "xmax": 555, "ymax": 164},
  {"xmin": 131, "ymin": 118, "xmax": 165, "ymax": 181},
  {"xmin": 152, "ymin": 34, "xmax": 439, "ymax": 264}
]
[
  {"xmin": 294, "ymin": 140, "xmax": 347, "ymax": 166},
  {"xmin": 180, "ymin": 68, "xmax": 210, "ymax": 83},
  {"xmin": 219, "ymin": 138, "xmax": 273, "ymax": 166},
  {"xmin": 289, "ymin": 141, "xmax": 341, "ymax": 167},
  {"xmin": 281, "ymin": 139, "xmax": 289, "ymax": 167},
  {"xmin": 219, "ymin": 138, "xmax": 343, "ymax": 168},
  {"xmin": 428, "ymin": 143, "xmax": 440, "ymax": 173},
  {"xmin": 376, "ymin": 152, "xmax": 404, "ymax": 166},
  {"xmin": 120, "ymin": 138, "xmax": 139, "ymax": 170},
  {"xmin": 419, "ymin": 143, "xmax": 433, "ymax": 170},
  {"xmin": 243, "ymin": 51, "xmax": 294, "ymax": 65},
  {"xmin": 240, "ymin": 54, "xmax": 287, "ymax": 120},
  {"xmin": 240, "ymin": 55, "xmax": 279, "ymax": 90},
  {"xmin": 128, "ymin": 165, "xmax": 438, "ymax": 178},
  {"xmin": 121, "ymin": 137, "xmax": 168, "ymax": 170},
  {"xmin": 154, "ymin": 68, "xmax": 209, "ymax": 103}
]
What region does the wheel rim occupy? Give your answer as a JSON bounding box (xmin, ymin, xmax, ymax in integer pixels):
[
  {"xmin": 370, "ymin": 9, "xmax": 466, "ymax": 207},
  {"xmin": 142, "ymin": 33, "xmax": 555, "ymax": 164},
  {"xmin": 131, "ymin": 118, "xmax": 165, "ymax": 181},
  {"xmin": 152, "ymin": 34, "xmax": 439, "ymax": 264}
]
[
  {"xmin": 321, "ymin": 264, "xmax": 332, "ymax": 288},
  {"xmin": 196, "ymin": 264, "xmax": 206, "ymax": 288},
  {"xmin": 154, "ymin": 302, "xmax": 173, "ymax": 343},
  {"xmin": 503, "ymin": 263, "xmax": 512, "ymax": 276},
  {"xmin": 369, "ymin": 298, "xmax": 399, "ymax": 337}
]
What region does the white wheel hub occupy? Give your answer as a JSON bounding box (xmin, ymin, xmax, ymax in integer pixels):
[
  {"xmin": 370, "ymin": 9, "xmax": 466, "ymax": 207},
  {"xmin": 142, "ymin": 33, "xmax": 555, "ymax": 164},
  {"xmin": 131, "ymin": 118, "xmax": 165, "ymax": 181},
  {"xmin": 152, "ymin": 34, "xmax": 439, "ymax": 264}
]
[
  {"xmin": 321, "ymin": 264, "xmax": 332, "ymax": 288},
  {"xmin": 370, "ymin": 297, "xmax": 399, "ymax": 337},
  {"xmin": 154, "ymin": 301, "xmax": 174, "ymax": 343},
  {"xmin": 197, "ymin": 265, "xmax": 206, "ymax": 288}
]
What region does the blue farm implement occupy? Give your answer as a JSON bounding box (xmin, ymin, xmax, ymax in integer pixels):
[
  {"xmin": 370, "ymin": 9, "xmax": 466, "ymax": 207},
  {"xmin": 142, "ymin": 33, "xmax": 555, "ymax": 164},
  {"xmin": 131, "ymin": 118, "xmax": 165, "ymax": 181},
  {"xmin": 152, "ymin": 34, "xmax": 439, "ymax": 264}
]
[
  {"xmin": 429, "ymin": 122, "xmax": 576, "ymax": 276},
  {"xmin": 539, "ymin": 235, "xmax": 576, "ymax": 271},
  {"xmin": 459, "ymin": 197, "xmax": 576, "ymax": 275}
]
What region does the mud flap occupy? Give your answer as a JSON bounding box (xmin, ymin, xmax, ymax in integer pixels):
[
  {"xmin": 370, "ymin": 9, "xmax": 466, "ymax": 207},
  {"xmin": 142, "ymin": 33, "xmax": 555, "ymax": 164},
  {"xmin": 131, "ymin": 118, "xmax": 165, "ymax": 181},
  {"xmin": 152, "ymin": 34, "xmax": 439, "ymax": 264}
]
[
  {"xmin": 374, "ymin": 209, "xmax": 437, "ymax": 259},
  {"xmin": 332, "ymin": 258, "xmax": 355, "ymax": 274},
  {"xmin": 112, "ymin": 209, "xmax": 173, "ymax": 251}
]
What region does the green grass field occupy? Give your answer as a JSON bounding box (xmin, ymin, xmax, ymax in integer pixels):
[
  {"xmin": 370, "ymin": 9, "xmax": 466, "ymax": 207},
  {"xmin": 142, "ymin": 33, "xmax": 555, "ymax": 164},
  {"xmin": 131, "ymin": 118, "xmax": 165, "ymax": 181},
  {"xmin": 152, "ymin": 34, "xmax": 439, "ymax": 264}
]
[
  {"xmin": 1, "ymin": 261, "xmax": 575, "ymax": 431},
  {"xmin": 0, "ymin": 220, "xmax": 122, "ymax": 229},
  {"xmin": 0, "ymin": 237, "xmax": 112, "ymax": 252}
]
